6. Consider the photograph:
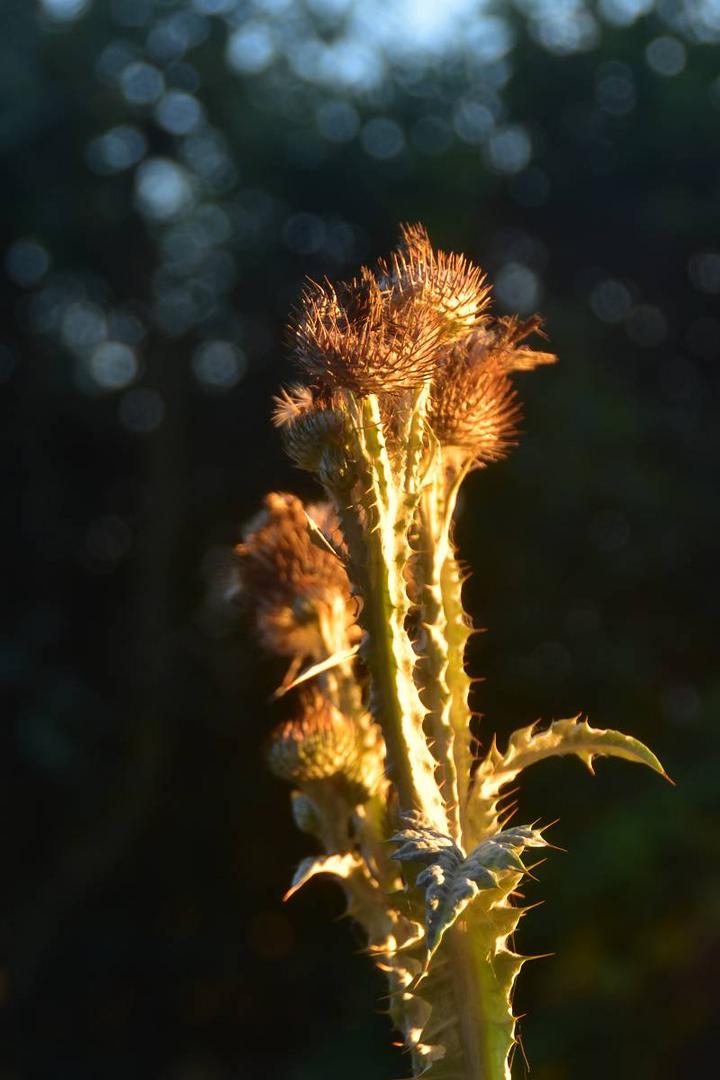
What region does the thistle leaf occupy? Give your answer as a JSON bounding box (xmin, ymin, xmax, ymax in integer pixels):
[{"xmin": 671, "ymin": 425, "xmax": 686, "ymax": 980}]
[
  {"xmin": 283, "ymin": 852, "xmax": 362, "ymax": 900},
  {"xmin": 390, "ymin": 812, "xmax": 546, "ymax": 957},
  {"xmin": 474, "ymin": 714, "xmax": 668, "ymax": 802}
]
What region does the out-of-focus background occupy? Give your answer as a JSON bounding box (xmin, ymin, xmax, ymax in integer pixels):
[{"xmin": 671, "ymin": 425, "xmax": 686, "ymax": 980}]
[{"xmin": 2, "ymin": 0, "xmax": 718, "ymax": 1077}]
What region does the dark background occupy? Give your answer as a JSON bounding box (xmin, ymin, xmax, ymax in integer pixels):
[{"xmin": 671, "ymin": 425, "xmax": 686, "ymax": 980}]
[{"xmin": 2, "ymin": 1, "xmax": 718, "ymax": 1077}]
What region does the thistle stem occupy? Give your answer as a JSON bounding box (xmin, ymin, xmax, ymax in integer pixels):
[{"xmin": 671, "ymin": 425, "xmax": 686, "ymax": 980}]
[
  {"xmin": 441, "ymin": 549, "xmax": 477, "ymax": 835},
  {"xmin": 416, "ymin": 461, "xmax": 463, "ymax": 842},
  {"xmin": 446, "ymin": 909, "xmax": 519, "ymax": 1080},
  {"xmin": 337, "ymin": 394, "xmax": 446, "ymax": 831}
]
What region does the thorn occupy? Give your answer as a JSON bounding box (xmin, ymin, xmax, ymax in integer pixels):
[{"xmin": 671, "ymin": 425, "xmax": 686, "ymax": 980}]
[
  {"xmin": 539, "ymin": 817, "xmax": 560, "ymax": 832},
  {"xmin": 523, "ymin": 857, "xmax": 548, "ymax": 877},
  {"xmin": 519, "ymin": 899, "xmax": 545, "ymax": 914}
]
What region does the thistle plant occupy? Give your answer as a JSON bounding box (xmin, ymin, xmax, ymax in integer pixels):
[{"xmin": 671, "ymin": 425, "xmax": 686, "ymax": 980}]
[{"xmin": 235, "ymin": 225, "xmax": 669, "ymax": 1079}]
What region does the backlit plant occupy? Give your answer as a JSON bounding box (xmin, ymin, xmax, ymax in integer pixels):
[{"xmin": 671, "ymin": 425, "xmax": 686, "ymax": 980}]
[{"xmin": 234, "ymin": 225, "xmax": 668, "ymax": 1079}]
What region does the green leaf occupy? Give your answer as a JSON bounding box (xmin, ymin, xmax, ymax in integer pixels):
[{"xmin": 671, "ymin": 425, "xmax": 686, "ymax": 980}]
[
  {"xmin": 474, "ymin": 714, "xmax": 669, "ymax": 802},
  {"xmin": 390, "ymin": 812, "xmax": 546, "ymax": 958}
]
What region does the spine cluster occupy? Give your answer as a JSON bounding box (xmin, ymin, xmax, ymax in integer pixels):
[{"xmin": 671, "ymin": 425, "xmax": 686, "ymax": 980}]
[{"xmin": 233, "ymin": 225, "xmax": 667, "ymax": 1079}]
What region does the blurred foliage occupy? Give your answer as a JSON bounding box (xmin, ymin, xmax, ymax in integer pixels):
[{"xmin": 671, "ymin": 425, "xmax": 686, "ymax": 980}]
[{"xmin": 1, "ymin": 0, "xmax": 719, "ymax": 1077}]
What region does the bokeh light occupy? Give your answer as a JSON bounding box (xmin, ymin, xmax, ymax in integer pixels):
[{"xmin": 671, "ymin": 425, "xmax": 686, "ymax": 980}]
[
  {"xmin": 39, "ymin": 0, "xmax": 91, "ymax": 22},
  {"xmin": 5, "ymin": 239, "xmax": 51, "ymax": 287}
]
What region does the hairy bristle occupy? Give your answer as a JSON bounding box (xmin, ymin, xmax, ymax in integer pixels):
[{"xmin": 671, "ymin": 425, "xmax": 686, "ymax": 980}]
[{"xmin": 272, "ymin": 384, "xmax": 315, "ymax": 427}]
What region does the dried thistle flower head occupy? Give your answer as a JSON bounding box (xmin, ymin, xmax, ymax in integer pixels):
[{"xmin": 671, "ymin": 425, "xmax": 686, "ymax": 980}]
[
  {"xmin": 235, "ymin": 492, "xmax": 356, "ymax": 659},
  {"xmin": 428, "ymin": 314, "xmax": 556, "ymax": 465},
  {"xmin": 268, "ymin": 689, "xmax": 384, "ymax": 802},
  {"xmin": 272, "ymin": 383, "xmax": 351, "ymax": 482},
  {"xmin": 429, "ymin": 341, "xmax": 521, "ymax": 463},
  {"xmin": 290, "ymin": 266, "xmax": 447, "ymax": 396},
  {"xmin": 380, "ymin": 223, "xmax": 491, "ymax": 338}
]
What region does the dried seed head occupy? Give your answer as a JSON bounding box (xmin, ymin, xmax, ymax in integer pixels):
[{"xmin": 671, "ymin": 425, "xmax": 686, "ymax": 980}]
[
  {"xmin": 429, "ymin": 341, "xmax": 521, "ymax": 463},
  {"xmin": 290, "ymin": 268, "xmax": 446, "ymax": 396},
  {"xmin": 272, "ymin": 383, "xmax": 351, "ymax": 479},
  {"xmin": 268, "ymin": 689, "xmax": 384, "ymax": 801},
  {"xmin": 380, "ymin": 223, "xmax": 491, "ymax": 338},
  {"xmin": 235, "ymin": 492, "xmax": 357, "ymax": 658}
]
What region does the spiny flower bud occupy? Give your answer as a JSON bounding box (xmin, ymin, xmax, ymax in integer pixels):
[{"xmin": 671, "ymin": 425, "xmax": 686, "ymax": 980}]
[
  {"xmin": 290, "ymin": 268, "xmax": 446, "ymax": 396},
  {"xmin": 268, "ymin": 693, "xmax": 357, "ymax": 783},
  {"xmin": 379, "ymin": 223, "xmax": 491, "ymax": 339},
  {"xmin": 429, "ymin": 342, "xmax": 520, "ymax": 463},
  {"xmin": 268, "ymin": 690, "xmax": 384, "ymax": 802},
  {"xmin": 235, "ymin": 493, "xmax": 357, "ymax": 659},
  {"xmin": 428, "ymin": 314, "xmax": 556, "ymax": 464},
  {"xmin": 272, "ymin": 384, "xmax": 351, "ymax": 481}
]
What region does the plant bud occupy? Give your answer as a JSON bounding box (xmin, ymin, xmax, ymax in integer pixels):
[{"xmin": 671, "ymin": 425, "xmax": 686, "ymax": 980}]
[
  {"xmin": 380, "ymin": 223, "xmax": 491, "ymax": 339},
  {"xmin": 428, "ymin": 312, "xmax": 557, "ymax": 467},
  {"xmin": 290, "ymin": 269, "xmax": 446, "ymax": 396},
  {"xmin": 235, "ymin": 493, "xmax": 357, "ymax": 659},
  {"xmin": 429, "ymin": 342, "xmax": 521, "ymax": 464},
  {"xmin": 272, "ymin": 384, "xmax": 350, "ymax": 474},
  {"xmin": 268, "ymin": 691, "xmax": 383, "ymax": 802},
  {"xmin": 268, "ymin": 695, "xmax": 357, "ymax": 783}
]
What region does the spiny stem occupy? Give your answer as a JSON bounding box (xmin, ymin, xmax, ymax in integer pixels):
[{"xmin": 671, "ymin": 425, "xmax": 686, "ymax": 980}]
[
  {"xmin": 338, "ymin": 394, "xmax": 446, "ymax": 830},
  {"xmin": 422, "ymin": 459, "xmax": 477, "ymax": 841},
  {"xmin": 416, "ymin": 459, "xmax": 462, "ymax": 843},
  {"xmin": 442, "ymin": 550, "xmax": 477, "ymax": 836},
  {"xmin": 447, "ymin": 898, "xmax": 522, "ymax": 1080}
]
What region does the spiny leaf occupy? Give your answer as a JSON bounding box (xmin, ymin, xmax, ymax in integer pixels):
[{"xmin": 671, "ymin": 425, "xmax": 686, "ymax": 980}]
[
  {"xmin": 283, "ymin": 852, "xmax": 361, "ymax": 900},
  {"xmin": 390, "ymin": 812, "xmax": 547, "ymax": 957},
  {"xmin": 474, "ymin": 714, "xmax": 669, "ymax": 801}
]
